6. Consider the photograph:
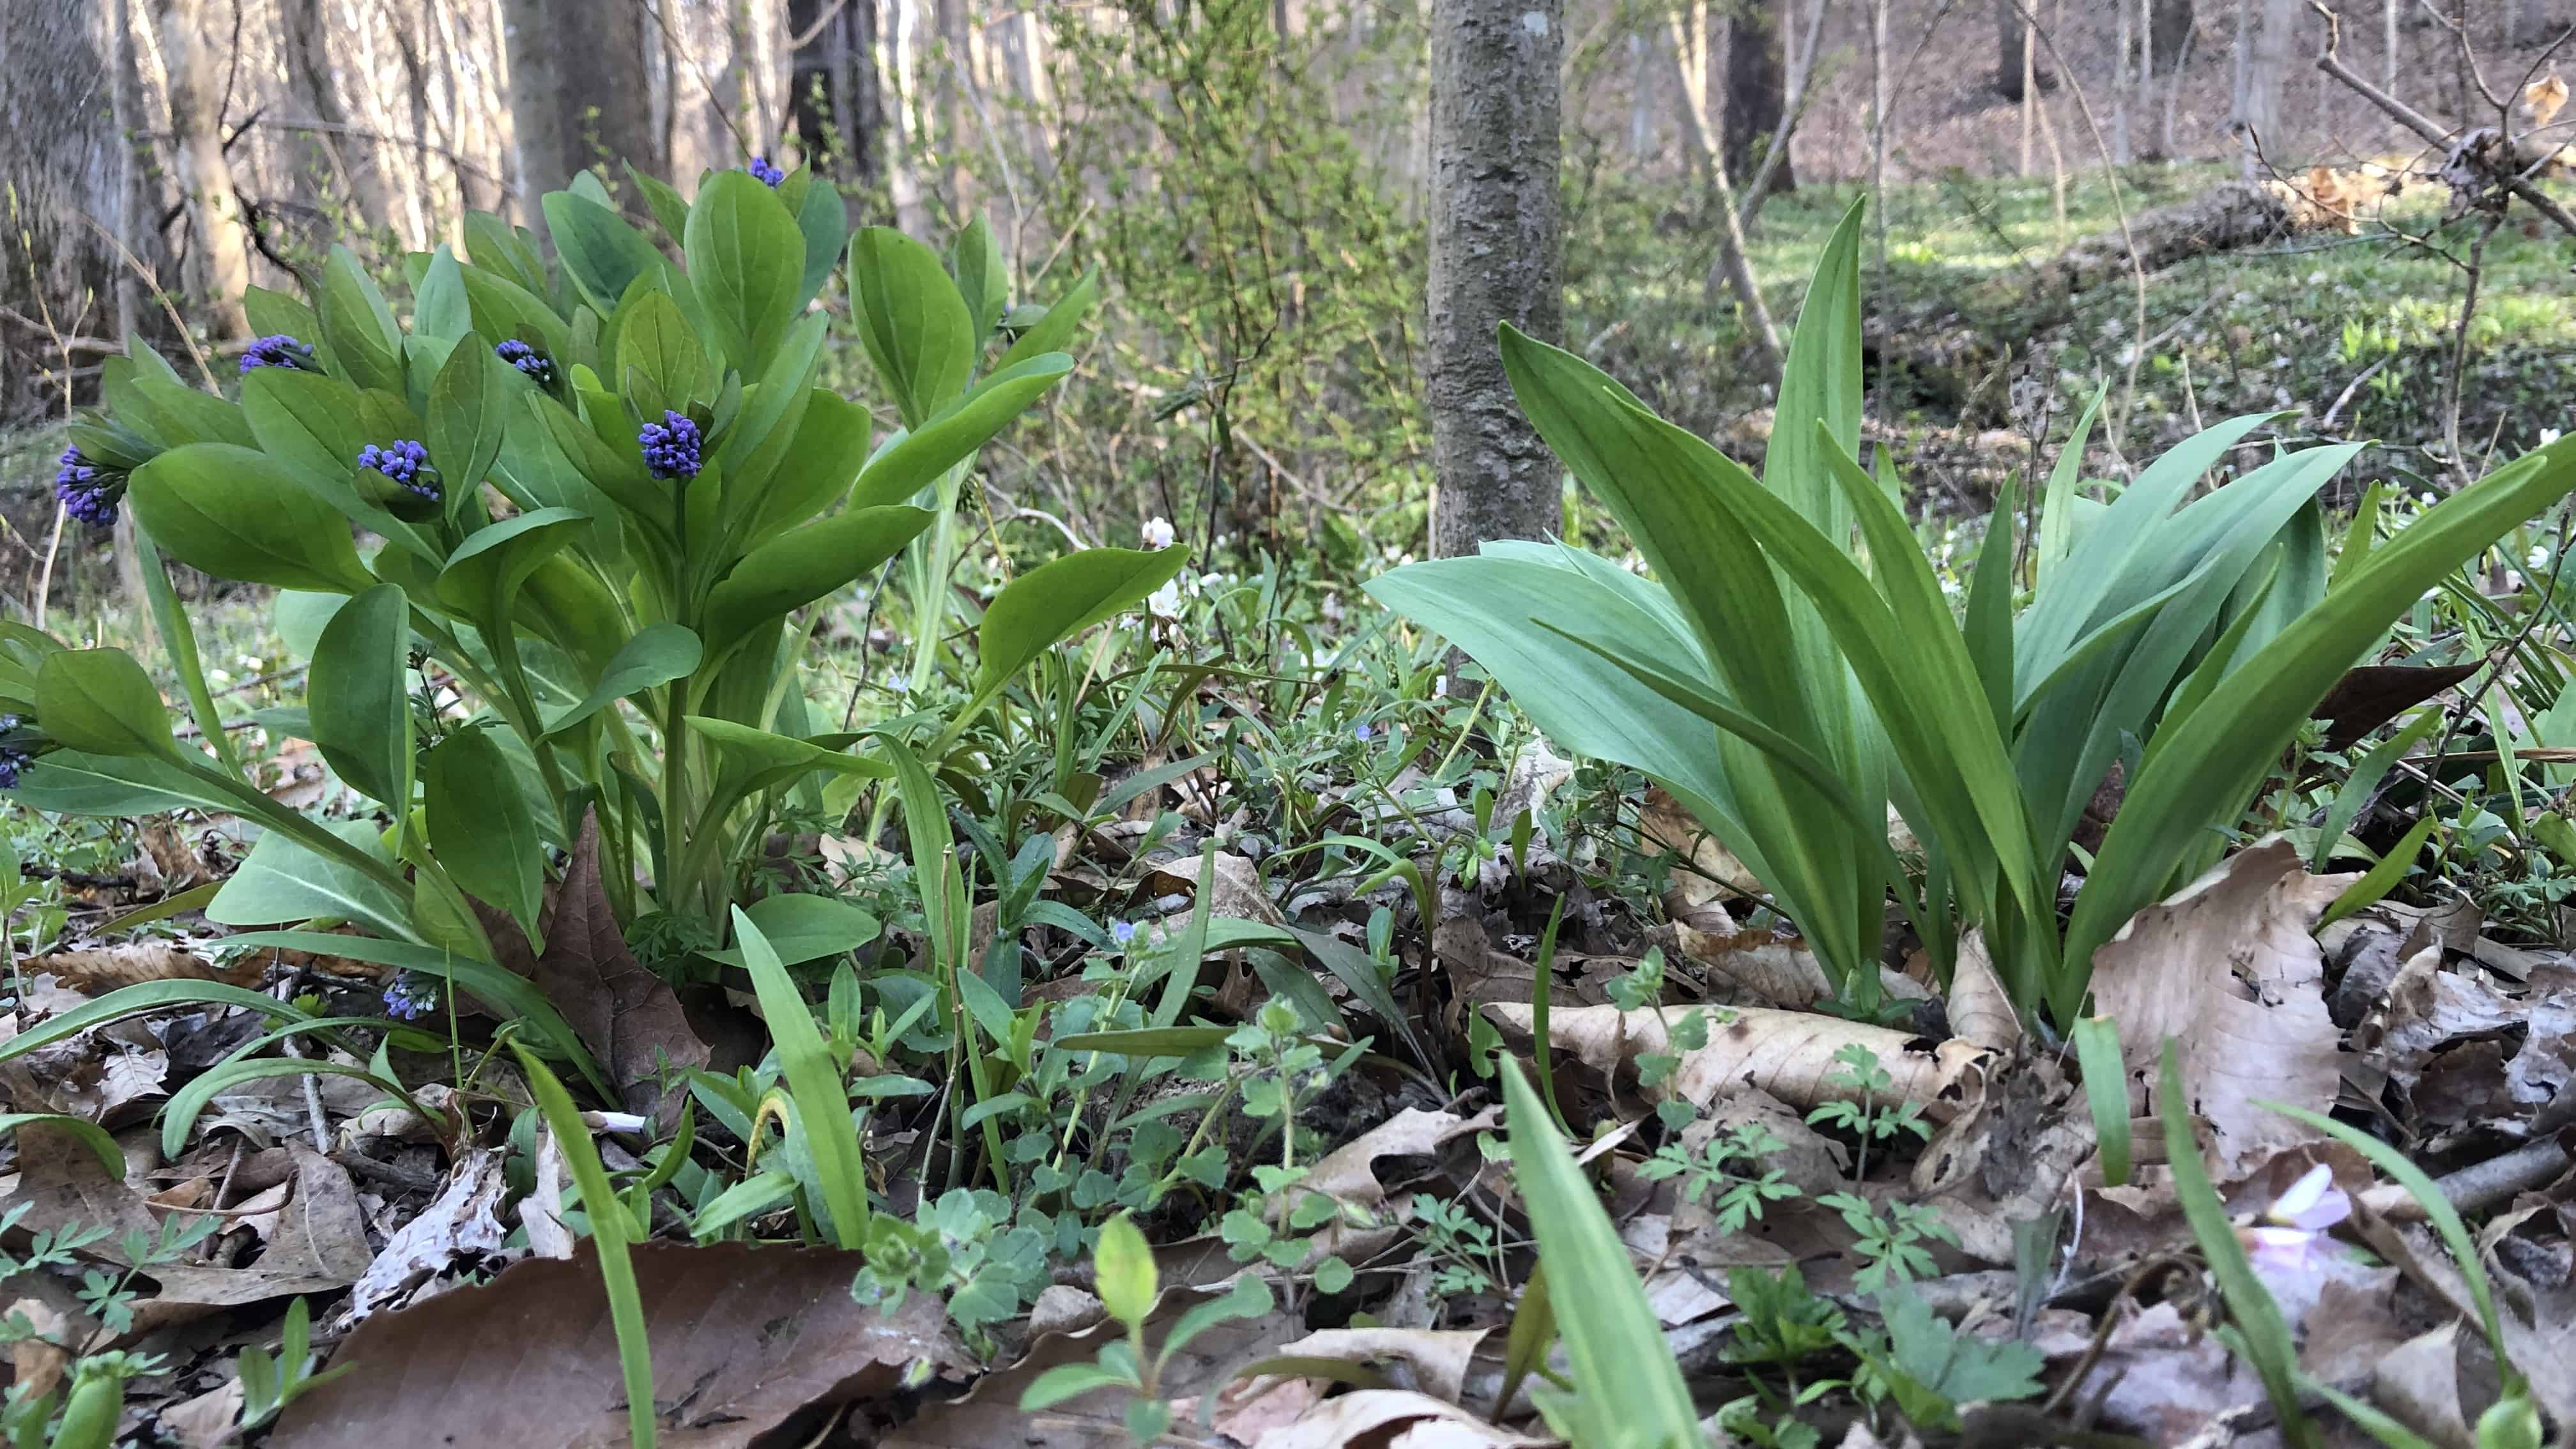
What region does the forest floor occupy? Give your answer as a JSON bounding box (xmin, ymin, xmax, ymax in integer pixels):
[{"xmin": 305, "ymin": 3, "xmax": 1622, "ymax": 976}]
[{"xmin": 0, "ymin": 152, "xmax": 2573, "ymax": 1445}]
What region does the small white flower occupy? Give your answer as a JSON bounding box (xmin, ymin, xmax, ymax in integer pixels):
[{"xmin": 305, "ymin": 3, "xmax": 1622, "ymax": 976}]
[
  {"xmin": 2419, "ymin": 493, "xmax": 2439, "ymax": 509},
  {"xmin": 1141, "ymin": 516, "xmax": 1176, "ymax": 549},
  {"xmin": 2531, "ymin": 546, "xmax": 2552, "ymax": 570},
  {"xmin": 1432, "ymin": 676, "xmax": 1450, "ymax": 699},
  {"xmin": 2543, "ymin": 428, "xmax": 2564, "ymax": 447},
  {"xmin": 1146, "ymin": 578, "xmax": 1185, "ymax": 622}
]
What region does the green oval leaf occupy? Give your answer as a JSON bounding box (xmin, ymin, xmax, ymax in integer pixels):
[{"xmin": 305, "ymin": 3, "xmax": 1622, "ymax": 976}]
[
  {"xmin": 307, "ymin": 584, "xmax": 413, "ymax": 807},
  {"xmin": 700, "ymin": 505, "xmax": 935, "ymax": 658},
  {"xmin": 128, "ymin": 443, "xmax": 374, "ymax": 594},
  {"xmin": 847, "ymin": 227, "xmax": 974, "ymax": 429},
  {"xmin": 686, "ymin": 171, "xmax": 807, "ymax": 376},
  {"xmin": 424, "ymin": 724, "xmax": 546, "ymax": 950},
  {"xmin": 974, "ymin": 546, "xmax": 1187, "ymax": 700},
  {"xmin": 35, "ymin": 649, "xmax": 178, "ymax": 762}
]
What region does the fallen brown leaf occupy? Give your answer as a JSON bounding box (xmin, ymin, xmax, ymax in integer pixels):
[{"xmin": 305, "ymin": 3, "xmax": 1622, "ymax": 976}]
[
  {"xmin": 1485, "ymin": 1000, "xmax": 1982, "ymax": 1123},
  {"xmin": 30, "ymin": 942, "xmax": 262, "ymax": 992},
  {"xmin": 336, "ymin": 1147, "xmax": 510, "ymax": 1328},
  {"xmin": 141, "ymin": 1146, "xmax": 374, "ymax": 1328},
  {"xmin": 2088, "ymin": 838, "xmax": 2348, "ymax": 1179},
  {"xmin": 2369, "ymin": 1324, "xmax": 2480, "ymax": 1449},
  {"xmin": 1943, "ymin": 931, "xmax": 2024, "ymax": 1052},
  {"xmin": 535, "ymin": 809, "xmax": 710, "ymax": 1122},
  {"xmin": 1259, "ymin": 1327, "xmax": 1491, "ymax": 1403},
  {"xmin": 2505, "ymin": 963, "xmax": 2576, "ymax": 1110},
  {"xmin": 275, "ymin": 1241, "xmax": 969, "ymax": 1449},
  {"xmin": 1910, "ymin": 1047, "xmax": 2090, "ymax": 1264},
  {"xmin": 1248, "ymin": 1388, "xmax": 1546, "ymax": 1448},
  {"xmin": 1297, "ymin": 1106, "xmax": 1496, "ymax": 1265}
]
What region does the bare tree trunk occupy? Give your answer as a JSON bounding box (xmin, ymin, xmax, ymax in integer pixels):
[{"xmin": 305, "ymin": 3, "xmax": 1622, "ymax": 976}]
[
  {"xmin": 502, "ymin": 0, "xmax": 663, "ymax": 212},
  {"xmin": 1428, "ymin": 0, "xmax": 1563, "ymax": 558},
  {"xmin": 1997, "ymin": 0, "xmax": 2055, "ymax": 100},
  {"xmin": 282, "ymin": 0, "xmax": 394, "ymax": 241},
  {"xmin": 1669, "ymin": 5, "xmax": 1783, "ymax": 370},
  {"xmin": 1725, "ymin": 0, "xmax": 1795, "ymax": 194},
  {"xmin": 2149, "ymin": 0, "xmax": 2193, "ymax": 73},
  {"xmin": 2232, "ymin": 0, "xmax": 2298, "ymax": 178},
  {"xmin": 1867, "ymin": 0, "xmax": 1888, "ymax": 266},
  {"xmin": 2381, "ymin": 0, "xmax": 2398, "ymax": 100},
  {"xmin": 155, "ymin": 0, "xmax": 252, "ymax": 339},
  {"xmin": 885, "ymin": 0, "xmax": 928, "ymax": 235},
  {"xmin": 2113, "ymin": 1, "xmax": 2135, "ymax": 164}
]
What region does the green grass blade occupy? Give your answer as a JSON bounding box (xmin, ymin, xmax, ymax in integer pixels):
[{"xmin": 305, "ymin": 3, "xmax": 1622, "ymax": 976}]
[
  {"xmin": 513, "ymin": 1044, "xmax": 657, "ymax": 1449},
  {"xmin": 732, "ymin": 906, "xmax": 873, "ymax": 1247},
  {"xmin": 2317, "ymin": 813, "xmax": 2439, "ymax": 930},
  {"xmin": 0, "ymin": 1115, "xmax": 128, "ymax": 1179},
  {"xmin": 1498, "ymin": 1056, "xmax": 1701, "ymax": 1448},
  {"xmin": 2260, "ymin": 1100, "xmax": 2508, "ymax": 1373},
  {"xmin": 2070, "ymin": 1016, "xmax": 2131, "ymax": 1186},
  {"xmin": 2161, "ymin": 1044, "xmax": 2319, "ymax": 1449},
  {"xmin": 0, "ymin": 981, "xmax": 309, "ymax": 1067}
]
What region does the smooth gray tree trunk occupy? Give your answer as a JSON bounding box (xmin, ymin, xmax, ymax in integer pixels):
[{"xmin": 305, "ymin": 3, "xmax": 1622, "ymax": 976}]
[
  {"xmin": 502, "ymin": 0, "xmax": 664, "ymax": 216},
  {"xmin": 155, "ymin": 0, "xmax": 252, "ymax": 338},
  {"xmin": 1427, "ymin": 0, "xmax": 1564, "ymax": 559}
]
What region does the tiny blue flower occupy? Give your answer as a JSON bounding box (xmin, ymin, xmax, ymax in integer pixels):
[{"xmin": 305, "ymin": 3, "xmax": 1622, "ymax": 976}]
[
  {"xmin": 356, "ymin": 438, "xmax": 440, "ymax": 501},
  {"xmin": 239, "ymin": 334, "xmax": 318, "ymax": 374},
  {"xmin": 494, "ymin": 338, "xmax": 558, "ymax": 387},
  {"xmin": 747, "ymin": 156, "xmax": 786, "ymax": 187},
  {"xmin": 382, "ymin": 970, "xmax": 439, "ymax": 1021},
  {"xmin": 639, "ymin": 410, "xmax": 705, "ymax": 480},
  {"xmin": 54, "ymin": 447, "xmax": 126, "ymax": 528},
  {"xmin": 1110, "ymin": 919, "xmax": 1137, "ymax": 946},
  {"xmin": 1353, "ymin": 723, "xmax": 1374, "ymax": 743}
]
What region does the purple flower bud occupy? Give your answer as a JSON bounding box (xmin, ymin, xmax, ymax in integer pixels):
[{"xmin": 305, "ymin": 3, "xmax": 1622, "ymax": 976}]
[
  {"xmin": 382, "ymin": 970, "xmax": 439, "ymax": 1021},
  {"xmin": 747, "ymin": 156, "xmax": 786, "ymax": 187},
  {"xmin": 494, "ymin": 339, "xmax": 558, "ymax": 387},
  {"xmin": 639, "ymin": 410, "xmax": 705, "ymax": 480},
  {"xmin": 239, "ymin": 334, "xmax": 318, "ymax": 374},
  {"xmin": 357, "ymin": 439, "xmax": 440, "ymax": 501},
  {"xmin": 53, "ymin": 447, "xmax": 126, "ymax": 528}
]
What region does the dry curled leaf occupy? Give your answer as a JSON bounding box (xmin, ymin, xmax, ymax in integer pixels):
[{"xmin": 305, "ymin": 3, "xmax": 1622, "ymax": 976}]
[
  {"xmin": 1296, "ymin": 1105, "xmax": 1495, "ymax": 1265},
  {"xmin": 1249, "ymin": 1389, "xmax": 1547, "ymax": 1449},
  {"xmin": 1943, "ymin": 930, "xmax": 2024, "ymax": 1052},
  {"xmin": 2088, "ymin": 838, "xmax": 2348, "ymax": 1179},
  {"xmin": 535, "ymin": 809, "xmax": 710, "ymax": 1122},
  {"xmin": 29, "ymin": 942, "xmax": 261, "ymax": 992},
  {"xmin": 336, "ymin": 1147, "xmax": 510, "ymax": 1328},
  {"xmin": 276, "ymin": 1241, "xmax": 969, "ymax": 1449},
  {"xmin": 1485, "ymin": 1000, "xmax": 1983, "ymax": 1122}
]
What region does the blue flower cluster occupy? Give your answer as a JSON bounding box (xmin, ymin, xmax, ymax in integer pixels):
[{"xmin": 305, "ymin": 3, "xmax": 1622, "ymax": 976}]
[
  {"xmin": 747, "ymin": 156, "xmax": 786, "ymax": 187},
  {"xmin": 495, "ymin": 338, "xmax": 558, "ymax": 387},
  {"xmin": 239, "ymin": 334, "xmax": 316, "ymax": 374},
  {"xmin": 382, "ymin": 970, "xmax": 439, "ymax": 1021},
  {"xmin": 54, "ymin": 447, "xmax": 125, "ymax": 527},
  {"xmin": 357, "ymin": 439, "xmax": 440, "ymax": 501},
  {"xmin": 639, "ymin": 410, "xmax": 704, "ymax": 480},
  {"xmin": 0, "ymin": 715, "xmax": 27, "ymax": 791}
]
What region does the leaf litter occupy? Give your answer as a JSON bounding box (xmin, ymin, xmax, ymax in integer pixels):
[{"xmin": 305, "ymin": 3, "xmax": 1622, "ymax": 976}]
[{"xmin": 7, "ymin": 641, "xmax": 2576, "ymax": 1448}]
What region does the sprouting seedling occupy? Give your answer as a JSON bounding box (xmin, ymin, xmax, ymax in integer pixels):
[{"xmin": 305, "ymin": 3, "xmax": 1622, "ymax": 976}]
[{"xmin": 1019, "ymin": 1212, "xmax": 1272, "ymax": 1444}]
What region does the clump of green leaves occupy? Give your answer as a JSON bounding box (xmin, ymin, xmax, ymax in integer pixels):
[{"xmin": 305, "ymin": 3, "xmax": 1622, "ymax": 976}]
[{"xmin": 1371, "ymin": 201, "xmax": 2576, "ymax": 1024}]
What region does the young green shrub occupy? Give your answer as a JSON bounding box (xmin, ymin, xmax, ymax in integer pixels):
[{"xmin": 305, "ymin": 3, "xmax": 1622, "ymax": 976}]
[
  {"xmin": 14, "ymin": 161, "xmax": 1179, "ymax": 995},
  {"xmin": 1371, "ymin": 201, "xmax": 2576, "ymax": 1023}
]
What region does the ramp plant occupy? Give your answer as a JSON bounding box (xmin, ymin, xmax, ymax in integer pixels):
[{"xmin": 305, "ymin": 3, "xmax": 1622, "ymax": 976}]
[{"xmin": 1372, "ymin": 201, "xmax": 2576, "ymax": 1023}]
